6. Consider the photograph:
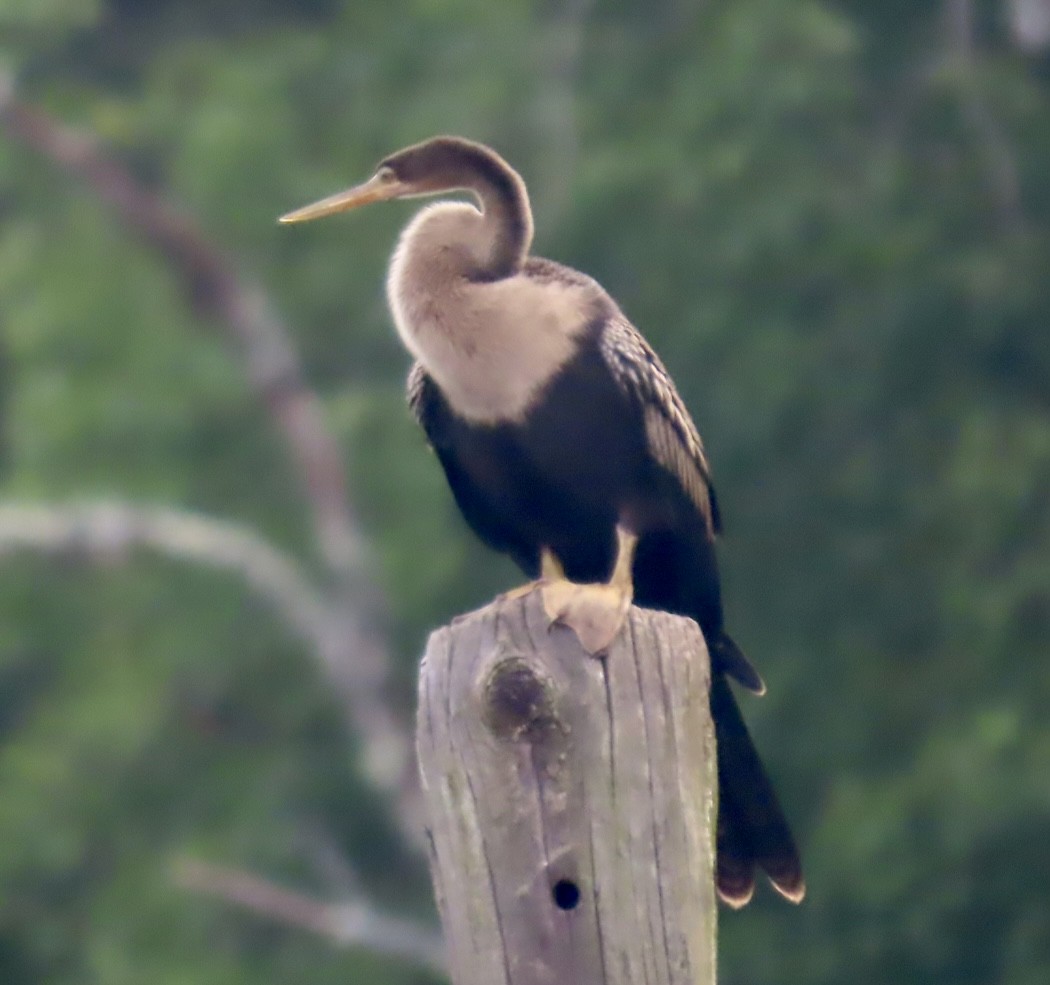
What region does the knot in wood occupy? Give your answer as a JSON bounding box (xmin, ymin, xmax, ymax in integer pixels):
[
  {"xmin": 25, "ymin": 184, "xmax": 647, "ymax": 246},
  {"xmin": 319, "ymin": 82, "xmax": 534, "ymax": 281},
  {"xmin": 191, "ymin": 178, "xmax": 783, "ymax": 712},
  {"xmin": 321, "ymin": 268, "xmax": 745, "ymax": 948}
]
[{"xmin": 480, "ymin": 653, "xmax": 560, "ymax": 742}]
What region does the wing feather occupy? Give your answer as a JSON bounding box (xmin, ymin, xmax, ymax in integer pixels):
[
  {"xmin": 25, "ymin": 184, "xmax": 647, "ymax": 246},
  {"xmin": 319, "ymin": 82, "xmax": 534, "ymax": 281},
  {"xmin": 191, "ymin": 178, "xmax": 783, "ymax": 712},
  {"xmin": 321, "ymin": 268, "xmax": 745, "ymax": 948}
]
[{"xmin": 598, "ymin": 317, "xmax": 721, "ymax": 536}]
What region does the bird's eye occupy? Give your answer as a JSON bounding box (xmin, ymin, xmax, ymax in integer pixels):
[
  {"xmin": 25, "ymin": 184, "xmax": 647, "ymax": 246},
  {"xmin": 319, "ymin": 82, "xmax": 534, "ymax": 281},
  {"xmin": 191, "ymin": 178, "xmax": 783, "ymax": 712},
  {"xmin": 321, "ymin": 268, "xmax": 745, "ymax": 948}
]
[{"xmin": 375, "ymin": 166, "xmax": 397, "ymax": 183}]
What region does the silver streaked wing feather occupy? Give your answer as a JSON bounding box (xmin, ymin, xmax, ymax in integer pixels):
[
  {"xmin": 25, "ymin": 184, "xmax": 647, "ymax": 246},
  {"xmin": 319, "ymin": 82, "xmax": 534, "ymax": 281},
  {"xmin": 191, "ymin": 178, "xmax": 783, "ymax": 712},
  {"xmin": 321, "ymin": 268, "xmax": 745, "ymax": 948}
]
[{"xmin": 599, "ymin": 317, "xmax": 720, "ymax": 537}]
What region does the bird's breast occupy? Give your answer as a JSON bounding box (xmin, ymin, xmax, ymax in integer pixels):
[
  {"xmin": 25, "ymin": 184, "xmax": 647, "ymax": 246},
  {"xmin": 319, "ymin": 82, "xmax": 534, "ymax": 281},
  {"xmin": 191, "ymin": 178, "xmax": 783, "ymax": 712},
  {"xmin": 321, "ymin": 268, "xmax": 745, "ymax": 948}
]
[{"xmin": 388, "ymin": 270, "xmax": 593, "ymax": 425}]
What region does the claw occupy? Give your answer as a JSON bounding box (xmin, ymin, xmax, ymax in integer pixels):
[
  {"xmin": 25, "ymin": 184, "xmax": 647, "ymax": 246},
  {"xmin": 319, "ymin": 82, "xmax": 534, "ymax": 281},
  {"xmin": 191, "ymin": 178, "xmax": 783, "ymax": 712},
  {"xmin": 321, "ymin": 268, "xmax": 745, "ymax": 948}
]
[{"xmin": 499, "ymin": 580, "xmax": 543, "ymax": 603}]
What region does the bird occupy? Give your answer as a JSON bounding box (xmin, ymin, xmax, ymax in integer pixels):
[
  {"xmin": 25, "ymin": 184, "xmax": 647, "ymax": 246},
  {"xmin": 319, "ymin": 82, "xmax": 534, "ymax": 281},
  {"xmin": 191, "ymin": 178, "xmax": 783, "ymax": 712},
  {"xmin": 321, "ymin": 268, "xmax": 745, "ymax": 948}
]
[{"xmin": 280, "ymin": 136, "xmax": 804, "ymax": 907}]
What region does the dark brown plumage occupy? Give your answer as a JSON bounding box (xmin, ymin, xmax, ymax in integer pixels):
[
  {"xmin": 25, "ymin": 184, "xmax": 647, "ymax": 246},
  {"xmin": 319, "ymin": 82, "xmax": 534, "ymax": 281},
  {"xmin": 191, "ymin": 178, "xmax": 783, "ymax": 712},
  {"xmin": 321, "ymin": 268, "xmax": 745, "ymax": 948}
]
[{"xmin": 281, "ymin": 135, "xmax": 804, "ymax": 906}]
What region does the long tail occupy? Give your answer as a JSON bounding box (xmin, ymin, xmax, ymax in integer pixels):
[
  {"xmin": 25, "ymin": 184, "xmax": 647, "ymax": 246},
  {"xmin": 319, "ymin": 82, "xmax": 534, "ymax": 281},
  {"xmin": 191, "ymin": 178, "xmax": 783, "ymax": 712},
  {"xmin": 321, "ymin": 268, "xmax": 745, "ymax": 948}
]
[{"xmin": 709, "ymin": 669, "xmax": 805, "ymax": 907}]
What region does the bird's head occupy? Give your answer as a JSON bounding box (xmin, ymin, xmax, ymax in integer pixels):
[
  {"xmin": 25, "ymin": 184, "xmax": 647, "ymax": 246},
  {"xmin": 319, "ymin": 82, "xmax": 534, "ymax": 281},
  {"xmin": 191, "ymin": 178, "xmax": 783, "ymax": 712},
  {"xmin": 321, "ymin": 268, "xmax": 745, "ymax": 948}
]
[{"xmin": 279, "ymin": 136, "xmax": 517, "ymax": 225}]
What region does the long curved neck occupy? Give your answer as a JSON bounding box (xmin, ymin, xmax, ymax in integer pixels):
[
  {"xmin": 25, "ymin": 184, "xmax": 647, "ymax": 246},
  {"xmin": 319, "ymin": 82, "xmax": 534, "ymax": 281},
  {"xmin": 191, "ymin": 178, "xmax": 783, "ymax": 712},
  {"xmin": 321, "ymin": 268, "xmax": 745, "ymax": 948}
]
[
  {"xmin": 460, "ymin": 153, "xmax": 533, "ymax": 277},
  {"xmin": 391, "ymin": 139, "xmax": 534, "ymax": 279}
]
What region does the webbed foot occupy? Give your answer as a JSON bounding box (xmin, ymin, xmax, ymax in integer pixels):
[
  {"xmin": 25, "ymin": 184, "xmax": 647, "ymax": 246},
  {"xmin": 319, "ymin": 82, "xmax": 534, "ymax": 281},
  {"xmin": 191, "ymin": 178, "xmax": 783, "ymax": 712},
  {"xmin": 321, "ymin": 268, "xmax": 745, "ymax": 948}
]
[
  {"xmin": 541, "ymin": 578, "xmax": 633, "ymax": 654},
  {"xmin": 537, "ymin": 526, "xmax": 638, "ymax": 655}
]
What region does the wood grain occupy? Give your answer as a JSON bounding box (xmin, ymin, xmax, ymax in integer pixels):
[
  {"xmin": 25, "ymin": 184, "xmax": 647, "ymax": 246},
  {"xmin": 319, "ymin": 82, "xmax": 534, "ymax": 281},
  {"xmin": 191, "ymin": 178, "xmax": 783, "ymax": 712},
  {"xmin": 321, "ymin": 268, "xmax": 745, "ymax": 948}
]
[{"xmin": 416, "ymin": 589, "xmax": 717, "ymax": 985}]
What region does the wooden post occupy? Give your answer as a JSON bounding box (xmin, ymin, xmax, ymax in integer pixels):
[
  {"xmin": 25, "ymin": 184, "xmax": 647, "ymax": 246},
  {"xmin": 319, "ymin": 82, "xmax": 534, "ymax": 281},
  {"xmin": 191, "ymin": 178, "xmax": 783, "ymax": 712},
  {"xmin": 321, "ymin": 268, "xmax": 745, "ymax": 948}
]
[{"xmin": 416, "ymin": 589, "xmax": 717, "ymax": 985}]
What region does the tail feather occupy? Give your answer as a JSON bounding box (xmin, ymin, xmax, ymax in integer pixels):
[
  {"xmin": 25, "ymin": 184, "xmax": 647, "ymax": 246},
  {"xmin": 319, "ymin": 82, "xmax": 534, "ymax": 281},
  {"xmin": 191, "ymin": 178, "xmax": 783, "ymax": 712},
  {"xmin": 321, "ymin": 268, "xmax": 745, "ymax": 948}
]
[
  {"xmin": 715, "ymin": 808, "xmax": 757, "ymax": 909},
  {"xmin": 712, "ymin": 632, "xmax": 766, "ymax": 695},
  {"xmin": 710, "ymin": 672, "xmax": 805, "ymax": 905}
]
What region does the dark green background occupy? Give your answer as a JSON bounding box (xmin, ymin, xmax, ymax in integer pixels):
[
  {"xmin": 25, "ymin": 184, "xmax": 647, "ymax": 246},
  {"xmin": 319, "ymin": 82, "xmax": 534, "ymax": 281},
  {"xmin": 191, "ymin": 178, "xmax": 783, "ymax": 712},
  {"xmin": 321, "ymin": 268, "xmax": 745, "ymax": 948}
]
[{"xmin": 2, "ymin": 1, "xmax": 1048, "ymax": 982}]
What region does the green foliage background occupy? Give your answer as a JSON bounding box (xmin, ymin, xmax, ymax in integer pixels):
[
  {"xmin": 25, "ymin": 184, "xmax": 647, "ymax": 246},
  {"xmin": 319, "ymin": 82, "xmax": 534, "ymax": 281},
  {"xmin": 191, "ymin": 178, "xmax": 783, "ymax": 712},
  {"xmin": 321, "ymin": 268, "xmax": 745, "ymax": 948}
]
[{"xmin": 2, "ymin": 1, "xmax": 1049, "ymax": 982}]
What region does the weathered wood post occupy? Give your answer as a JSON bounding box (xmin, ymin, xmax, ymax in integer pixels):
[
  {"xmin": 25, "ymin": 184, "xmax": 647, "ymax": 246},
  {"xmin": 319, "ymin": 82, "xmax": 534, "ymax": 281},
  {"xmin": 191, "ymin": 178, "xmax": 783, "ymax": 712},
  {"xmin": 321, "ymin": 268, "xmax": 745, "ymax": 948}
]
[{"xmin": 416, "ymin": 589, "xmax": 718, "ymax": 985}]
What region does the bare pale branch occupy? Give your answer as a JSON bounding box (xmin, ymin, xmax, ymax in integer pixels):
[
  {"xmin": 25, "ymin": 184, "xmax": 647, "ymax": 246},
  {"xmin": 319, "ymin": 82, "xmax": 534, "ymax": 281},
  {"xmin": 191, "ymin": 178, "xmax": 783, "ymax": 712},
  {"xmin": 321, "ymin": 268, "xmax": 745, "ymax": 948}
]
[
  {"xmin": 0, "ymin": 82, "xmax": 359, "ymax": 584},
  {"xmin": 1009, "ymin": 0, "xmax": 1050, "ymax": 52},
  {"xmin": 0, "ymin": 501, "xmax": 330, "ymax": 648},
  {"xmin": 174, "ymin": 858, "xmax": 446, "ymax": 977},
  {"xmin": 942, "ymin": 0, "xmax": 1025, "ymax": 228},
  {"xmin": 0, "ymin": 88, "xmax": 418, "ymax": 827}
]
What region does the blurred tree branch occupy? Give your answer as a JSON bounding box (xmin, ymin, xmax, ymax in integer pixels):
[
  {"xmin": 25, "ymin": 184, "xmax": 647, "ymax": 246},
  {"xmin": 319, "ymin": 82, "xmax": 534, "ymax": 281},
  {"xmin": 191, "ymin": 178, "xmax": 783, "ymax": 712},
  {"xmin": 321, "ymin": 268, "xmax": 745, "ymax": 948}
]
[
  {"xmin": 0, "ymin": 501, "xmax": 330, "ymax": 650},
  {"xmin": 0, "ymin": 77, "xmax": 356, "ymax": 582},
  {"xmin": 1008, "ymin": 0, "xmax": 1050, "ymax": 52},
  {"xmin": 0, "ymin": 77, "xmax": 418, "ymax": 829},
  {"xmin": 533, "ymin": 0, "xmax": 594, "ymax": 227},
  {"xmin": 0, "ymin": 73, "xmax": 433, "ymax": 968},
  {"xmin": 0, "ymin": 497, "xmax": 440, "ymax": 965},
  {"xmin": 943, "ymin": 0, "xmax": 1025, "ymax": 229},
  {"xmin": 174, "ymin": 858, "xmax": 446, "ymax": 977}
]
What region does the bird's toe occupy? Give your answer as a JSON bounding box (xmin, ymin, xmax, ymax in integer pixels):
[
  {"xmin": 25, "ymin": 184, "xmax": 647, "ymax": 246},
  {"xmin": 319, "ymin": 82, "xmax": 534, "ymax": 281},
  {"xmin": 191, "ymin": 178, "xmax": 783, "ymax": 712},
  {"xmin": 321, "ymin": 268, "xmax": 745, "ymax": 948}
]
[
  {"xmin": 499, "ymin": 579, "xmax": 543, "ymax": 603},
  {"xmin": 541, "ymin": 579, "xmax": 631, "ymax": 654}
]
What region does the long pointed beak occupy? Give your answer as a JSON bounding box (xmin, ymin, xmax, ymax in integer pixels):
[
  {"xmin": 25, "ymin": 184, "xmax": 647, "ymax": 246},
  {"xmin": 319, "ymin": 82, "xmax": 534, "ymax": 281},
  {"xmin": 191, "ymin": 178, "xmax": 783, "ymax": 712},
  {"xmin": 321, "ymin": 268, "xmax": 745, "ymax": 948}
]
[{"xmin": 278, "ymin": 174, "xmax": 405, "ymax": 224}]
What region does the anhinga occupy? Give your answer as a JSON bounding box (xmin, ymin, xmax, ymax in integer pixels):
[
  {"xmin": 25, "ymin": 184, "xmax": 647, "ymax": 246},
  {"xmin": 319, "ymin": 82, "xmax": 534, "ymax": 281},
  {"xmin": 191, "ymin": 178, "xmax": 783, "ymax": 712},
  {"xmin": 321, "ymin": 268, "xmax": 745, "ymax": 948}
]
[{"xmin": 281, "ymin": 136, "xmax": 804, "ymax": 907}]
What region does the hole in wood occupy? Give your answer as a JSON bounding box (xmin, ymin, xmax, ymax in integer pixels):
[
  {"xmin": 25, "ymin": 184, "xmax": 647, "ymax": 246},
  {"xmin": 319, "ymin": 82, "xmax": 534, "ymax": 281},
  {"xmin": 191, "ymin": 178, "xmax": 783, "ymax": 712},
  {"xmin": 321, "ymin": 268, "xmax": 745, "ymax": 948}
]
[{"xmin": 552, "ymin": 879, "xmax": 581, "ymax": 911}]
